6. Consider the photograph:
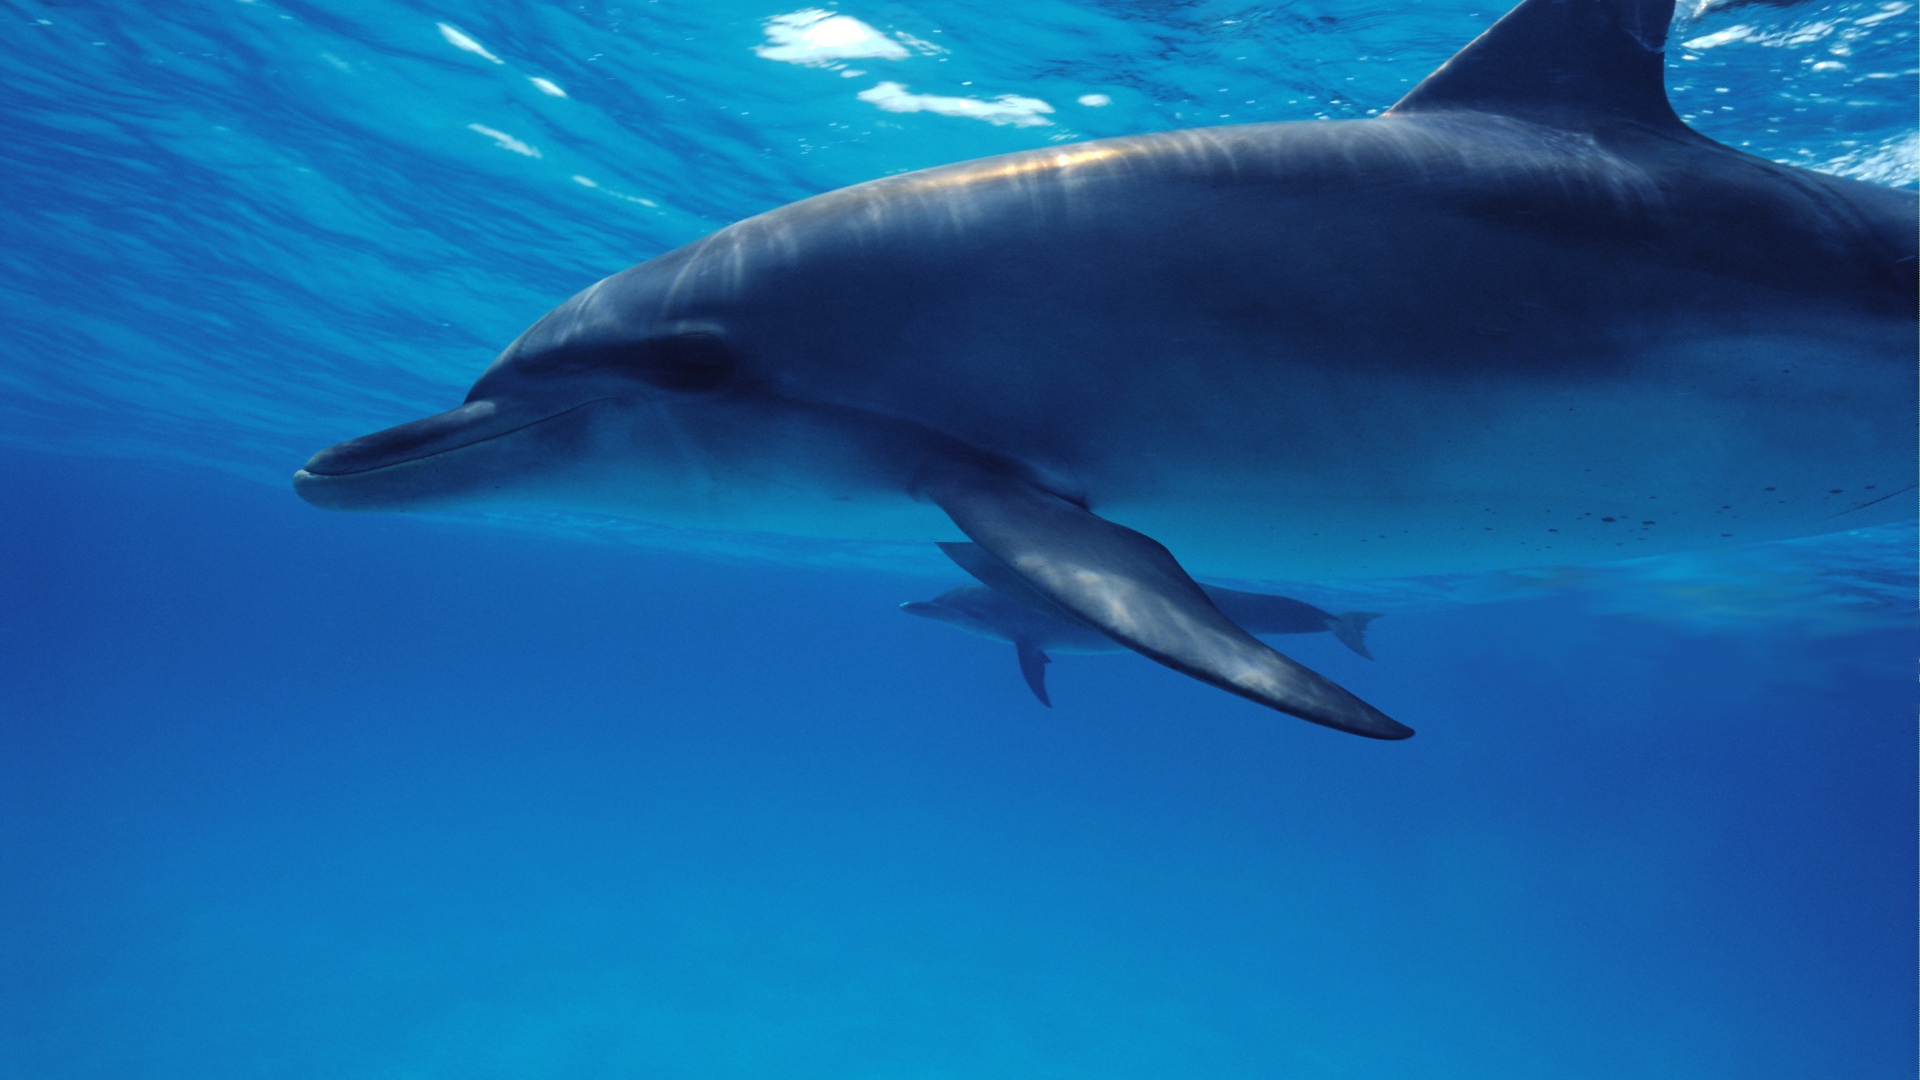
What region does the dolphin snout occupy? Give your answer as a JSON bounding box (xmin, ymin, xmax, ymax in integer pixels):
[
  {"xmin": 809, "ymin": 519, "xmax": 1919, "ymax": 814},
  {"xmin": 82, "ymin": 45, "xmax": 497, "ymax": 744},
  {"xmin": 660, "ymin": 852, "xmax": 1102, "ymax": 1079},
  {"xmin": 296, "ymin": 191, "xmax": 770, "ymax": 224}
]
[
  {"xmin": 292, "ymin": 396, "xmax": 620, "ymax": 511},
  {"xmin": 293, "ymin": 398, "xmax": 580, "ymax": 511},
  {"xmin": 298, "ymin": 401, "xmax": 501, "ymax": 478}
]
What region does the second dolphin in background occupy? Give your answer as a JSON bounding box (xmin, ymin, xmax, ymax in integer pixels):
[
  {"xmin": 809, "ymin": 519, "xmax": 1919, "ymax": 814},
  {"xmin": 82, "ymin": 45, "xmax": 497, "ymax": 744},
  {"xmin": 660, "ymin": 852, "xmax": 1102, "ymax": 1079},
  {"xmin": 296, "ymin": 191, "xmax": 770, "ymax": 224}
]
[{"xmin": 905, "ymin": 547, "xmax": 1378, "ymax": 707}]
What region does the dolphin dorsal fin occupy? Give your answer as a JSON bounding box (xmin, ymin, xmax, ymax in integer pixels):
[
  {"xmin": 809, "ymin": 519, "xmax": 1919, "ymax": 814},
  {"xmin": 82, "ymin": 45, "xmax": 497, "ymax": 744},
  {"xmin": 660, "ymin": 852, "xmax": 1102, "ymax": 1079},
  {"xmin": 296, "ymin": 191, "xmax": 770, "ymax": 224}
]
[{"xmin": 1387, "ymin": 0, "xmax": 1686, "ymax": 133}]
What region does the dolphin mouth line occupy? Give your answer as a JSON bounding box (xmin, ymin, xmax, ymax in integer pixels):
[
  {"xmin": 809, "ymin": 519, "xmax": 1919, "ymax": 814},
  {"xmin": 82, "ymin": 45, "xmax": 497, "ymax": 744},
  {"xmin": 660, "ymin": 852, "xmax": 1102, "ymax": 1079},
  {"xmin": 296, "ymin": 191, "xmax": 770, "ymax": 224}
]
[{"xmin": 298, "ymin": 398, "xmax": 614, "ymax": 480}]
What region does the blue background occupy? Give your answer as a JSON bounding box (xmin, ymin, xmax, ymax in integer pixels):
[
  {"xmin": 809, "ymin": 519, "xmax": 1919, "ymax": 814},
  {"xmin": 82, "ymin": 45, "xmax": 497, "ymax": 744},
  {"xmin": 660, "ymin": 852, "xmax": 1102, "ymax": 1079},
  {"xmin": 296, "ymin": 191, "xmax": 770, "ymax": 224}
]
[{"xmin": 2, "ymin": 0, "xmax": 1914, "ymax": 1075}]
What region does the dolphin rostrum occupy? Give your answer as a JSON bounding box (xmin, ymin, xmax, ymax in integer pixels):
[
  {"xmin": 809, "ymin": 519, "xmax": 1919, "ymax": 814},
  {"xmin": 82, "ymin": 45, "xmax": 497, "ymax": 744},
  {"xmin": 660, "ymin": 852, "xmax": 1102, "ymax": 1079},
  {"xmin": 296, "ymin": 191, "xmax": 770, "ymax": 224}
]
[
  {"xmin": 905, "ymin": 544, "xmax": 1381, "ymax": 707},
  {"xmin": 293, "ymin": 0, "xmax": 1917, "ymax": 740}
]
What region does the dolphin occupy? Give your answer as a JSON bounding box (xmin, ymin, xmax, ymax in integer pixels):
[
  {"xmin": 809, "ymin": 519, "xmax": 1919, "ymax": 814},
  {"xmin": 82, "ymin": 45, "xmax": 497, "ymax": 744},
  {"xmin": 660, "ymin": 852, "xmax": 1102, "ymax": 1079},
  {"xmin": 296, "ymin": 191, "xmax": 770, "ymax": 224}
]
[
  {"xmin": 293, "ymin": 0, "xmax": 1917, "ymax": 741},
  {"xmin": 905, "ymin": 544, "xmax": 1380, "ymax": 707}
]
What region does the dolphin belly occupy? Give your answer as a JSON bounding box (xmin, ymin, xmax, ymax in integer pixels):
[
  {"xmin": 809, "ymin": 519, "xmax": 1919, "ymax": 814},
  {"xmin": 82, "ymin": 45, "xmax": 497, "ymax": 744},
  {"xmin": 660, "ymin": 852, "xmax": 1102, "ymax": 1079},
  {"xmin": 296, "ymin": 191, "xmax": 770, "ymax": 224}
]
[{"xmin": 1095, "ymin": 328, "xmax": 1913, "ymax": 579}]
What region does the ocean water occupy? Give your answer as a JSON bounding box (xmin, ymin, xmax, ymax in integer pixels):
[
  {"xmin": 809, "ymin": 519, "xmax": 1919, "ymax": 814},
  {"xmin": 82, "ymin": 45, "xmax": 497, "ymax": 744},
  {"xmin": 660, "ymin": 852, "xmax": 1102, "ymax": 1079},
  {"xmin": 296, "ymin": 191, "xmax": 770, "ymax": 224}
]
[{"xmin": 2, "ymin": 0, "xmax": 1915, "ymax": 1076}]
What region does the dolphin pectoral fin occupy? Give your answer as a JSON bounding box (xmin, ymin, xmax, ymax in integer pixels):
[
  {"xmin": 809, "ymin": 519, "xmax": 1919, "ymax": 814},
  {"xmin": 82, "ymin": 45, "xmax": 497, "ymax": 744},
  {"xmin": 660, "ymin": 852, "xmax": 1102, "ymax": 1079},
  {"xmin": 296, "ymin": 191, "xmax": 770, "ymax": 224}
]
[
  {"xmin": 1327, "ymin": 612, "xmax": 1382, "ymax": 660},
  {"xmin": 937, "ymin": 541, "xmax": 1091, "ymax": 627},
  {"xmin": 1015, "ymin": 641, "xmax": 1053, "ymax": 708},
  {"xmin": 921, "ymin": 464, "xmax": 1412, "ymax": 740}
]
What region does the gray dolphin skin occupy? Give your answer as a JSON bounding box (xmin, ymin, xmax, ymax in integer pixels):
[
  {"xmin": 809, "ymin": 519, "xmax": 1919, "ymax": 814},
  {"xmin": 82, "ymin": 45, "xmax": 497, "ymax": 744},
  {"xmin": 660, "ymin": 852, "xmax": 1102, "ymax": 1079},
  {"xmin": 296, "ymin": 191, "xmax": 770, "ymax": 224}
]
[
  {"xmin": 905, "ymin": 545, "xmax": 1381, "ymax": 707},
  {"xmin": 293, "ymin": 0, "xmax": 1917, "ymax": 740}
]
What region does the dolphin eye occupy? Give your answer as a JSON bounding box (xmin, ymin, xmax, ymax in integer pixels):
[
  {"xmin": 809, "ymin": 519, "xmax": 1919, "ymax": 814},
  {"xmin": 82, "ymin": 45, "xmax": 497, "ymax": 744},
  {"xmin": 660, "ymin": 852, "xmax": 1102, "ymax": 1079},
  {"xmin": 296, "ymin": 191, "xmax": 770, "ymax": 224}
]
[
  {"xmin": 527, "ymin": 331, "xmax": 738, "ymax": 392},
  {"xmin": 632, "ymin": 332, "xmax": 736, "ymax": 393}
]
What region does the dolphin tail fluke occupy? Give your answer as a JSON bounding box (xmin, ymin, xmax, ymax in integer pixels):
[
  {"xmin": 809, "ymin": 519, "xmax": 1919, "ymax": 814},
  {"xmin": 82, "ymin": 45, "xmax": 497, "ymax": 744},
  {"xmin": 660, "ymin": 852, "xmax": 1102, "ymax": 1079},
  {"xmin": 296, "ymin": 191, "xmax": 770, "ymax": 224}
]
[
  {"xmin": 1015, "ymin": 641, "xmax": 1053, "ymax": 707},
  {"xmin": 920, "ymin": 459, "xmax": 1411, "ymax": 740},
  {"xmin": 1326, "ymin": 612, "xmax": 1382, "ymax": 660}
]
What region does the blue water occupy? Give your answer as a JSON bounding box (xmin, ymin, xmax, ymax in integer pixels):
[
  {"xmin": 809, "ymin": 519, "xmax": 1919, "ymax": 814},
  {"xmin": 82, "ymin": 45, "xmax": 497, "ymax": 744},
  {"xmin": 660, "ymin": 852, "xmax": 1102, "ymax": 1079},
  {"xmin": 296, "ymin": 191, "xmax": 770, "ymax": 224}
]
[{"xmin": 2, "ymin": 1, "xmax": 1915, "ymax": 1076}]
